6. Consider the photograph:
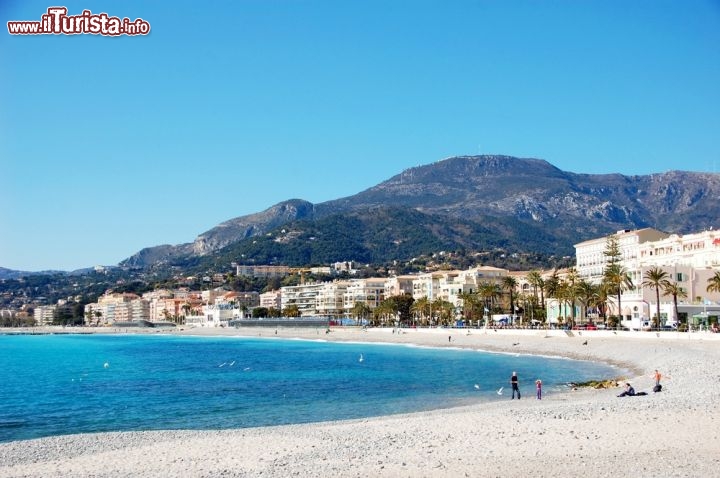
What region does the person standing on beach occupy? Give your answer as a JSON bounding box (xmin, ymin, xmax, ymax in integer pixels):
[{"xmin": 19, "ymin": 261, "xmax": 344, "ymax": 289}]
[
  {"xmin": 653, "ymin": 369, "xmax": 662, "ymax": 387},
  {"xmin": 511, "ymin": 371, "xmax": 521, "ymax": 399},
  {"xmin": 535, "ymin": 379, "xmax": 542, "ymax": 400}
]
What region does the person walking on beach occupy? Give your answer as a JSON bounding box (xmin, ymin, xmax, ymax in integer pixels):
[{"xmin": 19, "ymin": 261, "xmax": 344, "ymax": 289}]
[
  {"xmin": 535, "ymin": 379, "xmax": 542, "ymax": 400},
  {"xmin": 510, "ymin": 371, "xmax": 521, "ymax": 399}
]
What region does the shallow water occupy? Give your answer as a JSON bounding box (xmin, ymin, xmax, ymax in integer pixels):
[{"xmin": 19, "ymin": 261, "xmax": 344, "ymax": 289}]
[{"xmin": 0, "ymin": 334, "xmax": 621, "ymax": 442}]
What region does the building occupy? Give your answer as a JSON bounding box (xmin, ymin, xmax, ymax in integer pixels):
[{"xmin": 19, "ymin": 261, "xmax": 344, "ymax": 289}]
[
  {"xmin": 87, "ymin": 292, "xmax": 150, "ymax": 324},
  {"xmin": 216, "ymin": 291, "xmax": 259, "ymax": 309},
  {"xmin": 281, "ymin": 283, "xmax": 324, "ymax": 317},
  {"xmin": 384, "ymin": 275, "xmax": 415, "ymax": 297},
  {"xmin": 259, "ymin": 290, "xmax": 282, "ymax": 310},
  {"xmin": 185, "ymin": 304, "xmax": 240, "ymax": 327},
  {"xmin": 34, "ymin": 305, "xmax": 56, "ymax": 325},
  {"xmin": 574, "ymin": 228, "xmax": 669, "ymax": 282},
  {"xmin": 343, "ymin": 278, "xmax": 386, "ymax": 312},
  {"xmin": 572, "ymin": 228, "xmax": 720, "ymax": 327},
  {"xmin": 236, "ymin": 265, "xmax": 291, "ymax": 279},
  {"xmin": 316, "ymin": 281, "xmax": 349, "ymax": 317}
]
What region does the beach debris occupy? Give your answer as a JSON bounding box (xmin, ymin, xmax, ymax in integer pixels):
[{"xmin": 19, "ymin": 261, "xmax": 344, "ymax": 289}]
[
  {"xmin": 582, "ymin": 340, "xmax": 588, "ymax": 345},
  {"xmin": 512, "ymin": 342, "xmax": 520, "ymax": 346},
  {"xmin": 497, "ymin": 387, "xmax": 504, "ymax": 395},
  {"xmin": 103, "ymin": 362, "xmax": 110, "ymax": 369},
  {"xmin": 474, "ymin": 384, "xmax": 480, "ymax": 390}
]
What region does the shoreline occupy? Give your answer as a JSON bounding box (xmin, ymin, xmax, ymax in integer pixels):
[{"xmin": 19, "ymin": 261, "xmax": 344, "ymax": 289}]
[{"xmin": 1, "ymin": 326, "xmax": 719, "ymax": 477}]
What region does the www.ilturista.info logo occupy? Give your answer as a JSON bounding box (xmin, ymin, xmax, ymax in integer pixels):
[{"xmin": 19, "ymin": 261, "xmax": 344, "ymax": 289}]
[{"xmin": 7, "ymin": 7, "xmax": 150, "ymax": 36}]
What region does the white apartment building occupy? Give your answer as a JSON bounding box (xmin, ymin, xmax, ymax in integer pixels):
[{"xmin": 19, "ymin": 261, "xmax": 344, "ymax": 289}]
[
  {"xmin": 411, "ymin": 272, "xmax": 447, "ymax": 301},
  {"xmin": 636, "ymin": 230, "xmax": 720, "ymax": 269},
  {"xmin": 573, "ymin": 228, "xmax": 720, "ymax": 326},
  {"xmin": 281, "ymin": 283, "xmax": 324, "ymax": 317},
  {"xmin": 316, "ymin": 281, "xmax": 349, "ymax": 317},
  {"xmin": 575, "ymin": 228, "xmax": 669, "ymax": 281},
  {"xmin": 384, "ymin": 275, "xmax": 415, "ymax": 297},
  {"xmin": 34, "ymin": 305, "xmax": 56, "ymax": 325},
  {"xmin": 343, "ymin": 278, "xmax": 386, "ymax": 312}
]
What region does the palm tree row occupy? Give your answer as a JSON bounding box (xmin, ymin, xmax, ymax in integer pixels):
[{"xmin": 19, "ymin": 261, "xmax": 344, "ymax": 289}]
[{"xmin": 323, "ymin": 267, "xmax": 720, "ymax": 328}]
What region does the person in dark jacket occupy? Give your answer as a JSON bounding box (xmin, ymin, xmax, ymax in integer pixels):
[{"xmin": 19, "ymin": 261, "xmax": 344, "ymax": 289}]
[
  {"xmin": 510, "ymin": 371, "xmax": 521, "ymax": 399},
  {"xmin": 617, "ymin": 383, "xmax": 635, "ymax": 397}
]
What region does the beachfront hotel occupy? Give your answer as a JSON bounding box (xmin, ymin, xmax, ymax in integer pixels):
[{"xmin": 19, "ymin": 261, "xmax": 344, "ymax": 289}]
[{"xmin": 572, "ymin": 228, "xmax": 720, "ymax": 327}]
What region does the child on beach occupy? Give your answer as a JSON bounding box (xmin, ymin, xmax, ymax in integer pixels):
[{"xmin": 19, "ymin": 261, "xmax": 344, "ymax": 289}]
[{"xmin": 536, "ymin": 379, "xmax": 542, "ymax": 399}]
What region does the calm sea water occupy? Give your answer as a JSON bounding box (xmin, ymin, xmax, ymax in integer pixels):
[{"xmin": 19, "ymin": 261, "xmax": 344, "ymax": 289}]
[{"xmin": 0, "ymin": 334, "xmax": 621, "ymax": 442}]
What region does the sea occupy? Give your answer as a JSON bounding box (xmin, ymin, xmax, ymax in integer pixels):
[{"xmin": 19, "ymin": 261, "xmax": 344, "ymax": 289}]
[{"xmin": 0, "ymin": 333, "xmax": 623, "ymax": 443}]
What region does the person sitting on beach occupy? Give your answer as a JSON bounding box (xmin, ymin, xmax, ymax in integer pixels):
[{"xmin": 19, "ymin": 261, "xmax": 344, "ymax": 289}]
[{"xmin": 617, "ymin": 383, "xmax": 636, "ymax": 397}]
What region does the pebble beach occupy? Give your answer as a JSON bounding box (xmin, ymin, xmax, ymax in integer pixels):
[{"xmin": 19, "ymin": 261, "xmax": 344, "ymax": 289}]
[{"xmin": 1, "ymin": 326, "xmax": 719, "ymax": 478}]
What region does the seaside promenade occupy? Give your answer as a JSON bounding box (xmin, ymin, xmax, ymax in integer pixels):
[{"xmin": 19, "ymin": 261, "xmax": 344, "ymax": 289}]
[{"xmin": 1, "ymin": 326, "xmax": 719, "ymax": 477}]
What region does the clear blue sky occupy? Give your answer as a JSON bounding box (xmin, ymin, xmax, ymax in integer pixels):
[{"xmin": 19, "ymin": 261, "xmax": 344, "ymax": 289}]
[{"xmin": 1, "ymin": 0, "xmax": 719, "ymax": 271}]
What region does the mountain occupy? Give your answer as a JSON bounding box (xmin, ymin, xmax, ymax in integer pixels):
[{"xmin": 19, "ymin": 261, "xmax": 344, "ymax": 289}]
[
  {"xmin": 320, "ymin": 156, "xmax": 720, "ymax": 236},
  {"xmin": 122, "ymin": 200, "xmax": 316, "ymax": 268},
  {"xmin": 120, "ymin": 155, "xmax": 720, "ymax": 269},
  {"xmin": 0, "ymin": 267, "xmax": 66, "ymax": 280}
]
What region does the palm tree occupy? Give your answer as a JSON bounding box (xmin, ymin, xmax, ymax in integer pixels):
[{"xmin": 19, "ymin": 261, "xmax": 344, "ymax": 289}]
[
  {"xmin": 642, "ymin": 267, "xmax": 670, "ymax": 327},
  {"xmin": 459, "ymin": 292, "xmax": 482, "ymax": 324},
  {"xmin": 603, "ymin": 263, "xmax": 634, "ymax": 323},
  {"xmin": 554, "ymin": 279, "xmax": 572, "ymax": 326},
  {"xmin": 575, "ymin": 279, "xmax": 596, "ymax": 323},
  {"xmin": 373, "ymin": 300, "xmax": 396, "ymax": 326},
  {"xmin": 432, "ymin": 298, "xmax": 455, "ymax": 326},
  {"xmin": 181, "ymin": 303, "xmax": 191, "ymax": 319},
  {"xmin": 411, "ymin": 297, "xmax": 431, "ymax": 326},
  {"xmin": 662, "ymin": 281, "xmax": 687, "ymax": 326},
  {"xmin": 526, "ymin": 270, "xmax": 543, "ymax": 305},
  {"xmin": 350, "ymin": 302, "xmax": 371, "ymax": 324},
  {"xmin": 707, "ymin": 271, "xmax": 720, "ymax": 294},
  {"xmin": 544, "ymin": 270, "xmax": 560, "ymax": 303},
  {"xmin": 590, "ymin": 282, "xmax": 611, "ymax": 324},
  {"xmin": 477, "ymin": 282, "xmax": 501, "ymax": 325},
  {"xmin": 564, "ymin": 268, "xmax": 580, "ymax": 324},
  {"xmin": 283, "ymin": 304, "xmax": 301, "ymax": 318},
  {"xmin": 501, "ymin": 276, "xmax": 518, "ymax": 318}
]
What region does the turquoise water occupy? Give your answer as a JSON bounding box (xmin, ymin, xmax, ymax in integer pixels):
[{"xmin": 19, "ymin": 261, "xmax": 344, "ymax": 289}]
[{"xmin": 0, "ymin": 334, "xmax": 621, "ymax": 442}]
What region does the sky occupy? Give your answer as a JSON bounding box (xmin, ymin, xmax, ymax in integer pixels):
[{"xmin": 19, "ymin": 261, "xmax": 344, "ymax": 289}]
[{"xmin": 1, "ymin": 0, "xmax": 719, "ymax": 272}]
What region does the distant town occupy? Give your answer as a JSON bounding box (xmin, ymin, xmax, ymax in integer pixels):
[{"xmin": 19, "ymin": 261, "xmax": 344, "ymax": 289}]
[{"xmin": 3, "ymin": 227, "xmax": 720, "ymax": 332}]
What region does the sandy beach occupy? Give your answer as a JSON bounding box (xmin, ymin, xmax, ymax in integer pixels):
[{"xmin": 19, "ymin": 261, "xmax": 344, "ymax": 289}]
[{"xmin": 1, "ymin": 326, "xmax": 719, "ymax": 478}]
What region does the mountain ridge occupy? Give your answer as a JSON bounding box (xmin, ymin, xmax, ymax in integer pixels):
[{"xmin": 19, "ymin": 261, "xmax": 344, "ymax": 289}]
[{"xmin": 112, "ymin": 155, "xmax": 720, "ymax": 269}]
